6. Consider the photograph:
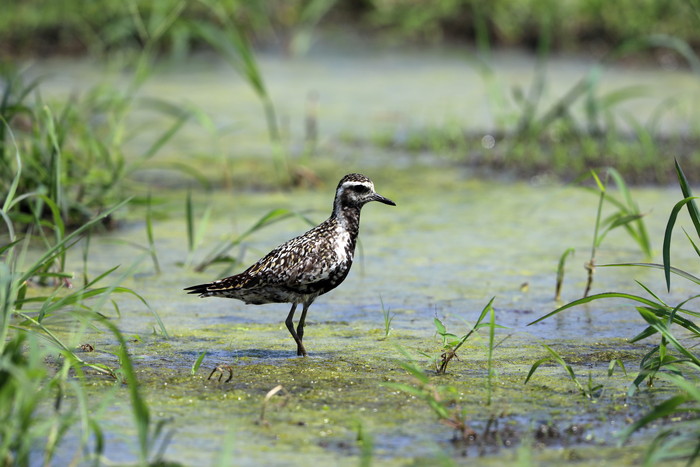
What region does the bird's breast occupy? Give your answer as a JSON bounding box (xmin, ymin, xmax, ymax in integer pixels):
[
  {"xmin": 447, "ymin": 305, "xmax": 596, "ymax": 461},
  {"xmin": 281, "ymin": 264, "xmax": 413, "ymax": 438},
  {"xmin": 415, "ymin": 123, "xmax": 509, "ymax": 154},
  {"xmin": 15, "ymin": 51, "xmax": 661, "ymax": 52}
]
[{"xmin": 331, "ymin": 227, "xmax": 354, "ymax": 262}]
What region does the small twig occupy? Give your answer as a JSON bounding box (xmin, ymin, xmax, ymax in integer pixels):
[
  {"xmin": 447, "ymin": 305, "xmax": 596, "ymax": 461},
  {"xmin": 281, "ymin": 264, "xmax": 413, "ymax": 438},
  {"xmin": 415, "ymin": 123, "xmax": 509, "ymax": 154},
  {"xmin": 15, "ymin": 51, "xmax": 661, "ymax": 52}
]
[
  {"xmin": 208, "ymin": 364, "xmax": 233, "ymax": 383},
  {"xmin": 583, "ymin": 258, "xmax": 596, "ymax": 298},
  {"xmin": 259, "ymin": 385, "xmax": 289, "ymax": 426}
]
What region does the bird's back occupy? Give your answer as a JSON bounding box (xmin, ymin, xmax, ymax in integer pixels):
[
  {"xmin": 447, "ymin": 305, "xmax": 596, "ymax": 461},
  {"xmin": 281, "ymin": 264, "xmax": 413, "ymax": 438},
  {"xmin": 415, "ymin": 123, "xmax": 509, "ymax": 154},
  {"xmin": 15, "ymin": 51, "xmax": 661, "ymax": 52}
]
[{"xmin": 187, "ymin": 217, "xmax": 357, "ymax": 304}]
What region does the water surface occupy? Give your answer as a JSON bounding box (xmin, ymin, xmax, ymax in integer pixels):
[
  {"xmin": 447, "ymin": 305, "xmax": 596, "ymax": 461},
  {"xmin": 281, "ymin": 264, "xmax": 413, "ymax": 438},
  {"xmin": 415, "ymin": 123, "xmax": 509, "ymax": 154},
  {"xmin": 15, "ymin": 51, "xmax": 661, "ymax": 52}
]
[{"xmin": 22, "ymin": 48, "xmax": 700, "ymax": 465}]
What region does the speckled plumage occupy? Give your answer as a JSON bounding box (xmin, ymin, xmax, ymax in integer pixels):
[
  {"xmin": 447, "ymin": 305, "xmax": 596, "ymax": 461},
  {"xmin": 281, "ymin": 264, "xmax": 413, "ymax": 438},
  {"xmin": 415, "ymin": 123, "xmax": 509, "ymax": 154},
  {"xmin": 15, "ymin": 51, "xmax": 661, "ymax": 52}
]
[{"xmin": 184, "ymin": 173, "xmax": 396, "ymax": 357}]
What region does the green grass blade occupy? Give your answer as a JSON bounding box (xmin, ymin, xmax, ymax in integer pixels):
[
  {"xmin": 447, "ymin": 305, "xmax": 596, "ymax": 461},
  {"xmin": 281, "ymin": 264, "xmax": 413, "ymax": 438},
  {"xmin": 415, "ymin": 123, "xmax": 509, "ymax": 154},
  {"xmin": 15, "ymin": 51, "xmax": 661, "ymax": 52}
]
[
  {"xmin": 191, "ymin": 351, "xmax": 207, "ymax": 376},
  {"xmin": 607, "ymin": 167, "xmax": 632, "ymax": 207},
  {"xmin": 620, "ymin": 394, "xmax": 689, "ymax": 442},
  {"xmin": 196, "ymin": 209, "xmax": 305, "ymax": 272},
  {"xmin": 186, "ymin": 191, "xmax": 194, "ymax": 253},
  {"xmin": 590, "ymin": 169, "xmax": 606, "ymax": 192},
  {"xmin": 632, "ymin": 280, "xmax": 667, "ymax": 307},
  {"xmin": 486, "ymin": 305, "xmax": 496, "ymax": 405},
  {"xmin": 608, "ymin": 359, "xmax": 627, "ymax": 377},
  {"xmin": 629, "ymin": 325, "xmax": 657, "ymax": 343},
  {"xmin": 433, "ymin": 318, "xmax": 446, "ymax": 336},
  {"xmin": 19, "ymin": 198, "xmax": 130, "ymax": 285},
  {"xmin": 102, "ymin": 318, "xmax": 150, "ymax": 463},
  {"xmin": 528, "ymin": 292, "xmax": 662, "ymax": 325},
  {"xmin": 682, "ymin": 228, "xmax": 700, "ymax": 258},
  {"xmin": 524, "ymin": 356, "xmax": 553, "ymax": 384},
  {"xmin": 146, "ymin": 193, "xmax": 161, "ymax": 274},
  {"xmin": 451, "ymin": 296, "xmax": 495, "ymax": 355},
  {"xmin": 1, "ymin": 118, "xmax": 22, "ymax": 215},
  {"xmin": 663, "ymin": 196, "xmax": 698, "ymax": 291},
  {"xmin": 139, "ymin": 108, "xmax": 190, "ymax": 162},
  {"xmin": 601, "ymin": 262, "xmax": 700, "ymax": 288},
  {"xmin": 675, "ymin": 159, "xmax": 700, "ymax": 237},
  {"xmin": 395, "ymin": 359, "xmax": 430, "ymax": 385},
  {"xmin": 43, "ymin": 105, "xmax": 64, "ymax": 216},
  {"xmin": 555, "ymin": 247, "xmax": 575, "ymax": 301},
  {"xmin": 636, "ymin": 308, "xmax": 700, "ymax": 367},
  {"xmin": 541, "ymin": 344, "xmax": 586, "ymax": 394}
]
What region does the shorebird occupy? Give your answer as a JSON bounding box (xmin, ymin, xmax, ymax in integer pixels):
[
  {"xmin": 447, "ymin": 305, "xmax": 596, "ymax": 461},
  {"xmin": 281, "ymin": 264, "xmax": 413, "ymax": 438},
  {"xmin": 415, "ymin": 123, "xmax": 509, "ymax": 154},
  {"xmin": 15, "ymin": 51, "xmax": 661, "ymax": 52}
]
[{"xmin": 184, "ymin": 173, "xmax": 396, "ymax": 357}]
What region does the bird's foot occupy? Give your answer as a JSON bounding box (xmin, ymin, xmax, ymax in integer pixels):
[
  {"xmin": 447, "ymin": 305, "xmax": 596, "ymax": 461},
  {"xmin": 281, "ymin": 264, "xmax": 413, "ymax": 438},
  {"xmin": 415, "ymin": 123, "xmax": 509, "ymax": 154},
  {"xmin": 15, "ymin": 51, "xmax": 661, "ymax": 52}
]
[{"xmin": 296, "ymin": 344, "xmax": 308, "ymax": 357}]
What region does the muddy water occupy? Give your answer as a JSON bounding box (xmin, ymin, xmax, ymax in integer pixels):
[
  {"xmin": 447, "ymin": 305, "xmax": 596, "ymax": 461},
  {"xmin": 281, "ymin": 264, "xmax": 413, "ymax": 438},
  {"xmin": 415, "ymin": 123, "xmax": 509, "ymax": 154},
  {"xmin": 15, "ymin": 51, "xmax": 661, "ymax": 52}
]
[{"xmin": 24, "ymin": 48, "xmax": 700, "ymax": 465}]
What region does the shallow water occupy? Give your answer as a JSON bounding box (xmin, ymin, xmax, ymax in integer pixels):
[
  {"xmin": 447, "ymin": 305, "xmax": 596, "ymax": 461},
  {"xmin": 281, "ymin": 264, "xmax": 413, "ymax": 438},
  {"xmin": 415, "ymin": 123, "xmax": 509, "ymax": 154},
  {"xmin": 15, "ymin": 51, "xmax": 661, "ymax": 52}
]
[
  {"xmin": 40, "ymin": 171, "xmax": 697, "ymax": 466},
  {"xmin": 19, "ymin": 48, "xmax": 700, "ymax": 465},
  {"xmin": 26, "ymin": 45, "xmax": 700, "ymax": 157}
]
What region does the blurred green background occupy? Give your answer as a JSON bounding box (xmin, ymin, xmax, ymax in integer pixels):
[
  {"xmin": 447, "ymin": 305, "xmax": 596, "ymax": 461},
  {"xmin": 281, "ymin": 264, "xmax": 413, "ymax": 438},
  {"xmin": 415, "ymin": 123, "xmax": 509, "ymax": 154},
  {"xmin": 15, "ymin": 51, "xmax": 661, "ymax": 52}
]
[{"xmin": 3, "ymin": 0, "xmax": 700, "ymax": 57}]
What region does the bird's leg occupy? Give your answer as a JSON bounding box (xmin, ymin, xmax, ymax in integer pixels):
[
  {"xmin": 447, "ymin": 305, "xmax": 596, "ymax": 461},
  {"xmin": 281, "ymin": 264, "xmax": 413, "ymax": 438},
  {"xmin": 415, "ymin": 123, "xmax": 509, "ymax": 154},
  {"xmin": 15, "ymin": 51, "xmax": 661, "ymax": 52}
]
[
  {"xmin": 296, "ymin": 301, "xmax": 312, "ymax": 355},
  {"xmin": 284, "ymin": 303, "xmax": 306, "ymax": 357}
]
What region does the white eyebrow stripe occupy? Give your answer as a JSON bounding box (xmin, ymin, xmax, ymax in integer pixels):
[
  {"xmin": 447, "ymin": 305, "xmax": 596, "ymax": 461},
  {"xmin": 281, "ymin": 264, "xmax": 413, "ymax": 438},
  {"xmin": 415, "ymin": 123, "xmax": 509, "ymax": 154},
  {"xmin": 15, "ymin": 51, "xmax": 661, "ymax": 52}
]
[{"xmin": 341, "ymin": 181, "xmax": 373, "ymax": 189}]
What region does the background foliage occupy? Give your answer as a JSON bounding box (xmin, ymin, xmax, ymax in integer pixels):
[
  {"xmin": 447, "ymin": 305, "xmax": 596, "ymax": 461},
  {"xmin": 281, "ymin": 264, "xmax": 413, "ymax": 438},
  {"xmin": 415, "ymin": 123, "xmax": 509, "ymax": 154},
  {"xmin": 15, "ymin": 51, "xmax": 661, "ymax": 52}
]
[{"xmin": 2, "ymin": 0, "xmax": 700, "ymax": 57}]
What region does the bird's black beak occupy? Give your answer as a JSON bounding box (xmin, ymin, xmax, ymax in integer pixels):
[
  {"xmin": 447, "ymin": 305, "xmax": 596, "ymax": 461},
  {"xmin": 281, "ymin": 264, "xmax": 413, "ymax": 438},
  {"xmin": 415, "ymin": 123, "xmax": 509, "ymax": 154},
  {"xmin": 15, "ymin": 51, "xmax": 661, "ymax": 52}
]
[{"xmin": 372, "ymin": 193, "xmax": 396, "ymax": 206}]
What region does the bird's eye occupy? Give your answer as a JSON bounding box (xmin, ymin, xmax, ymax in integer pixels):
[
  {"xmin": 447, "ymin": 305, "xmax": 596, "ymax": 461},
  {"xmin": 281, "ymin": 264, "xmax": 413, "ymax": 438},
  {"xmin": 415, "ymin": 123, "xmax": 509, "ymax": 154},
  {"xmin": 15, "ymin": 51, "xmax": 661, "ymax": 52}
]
[{"xmin": 353, "ymin": 185, "xmax": 370, "ymax": 194}]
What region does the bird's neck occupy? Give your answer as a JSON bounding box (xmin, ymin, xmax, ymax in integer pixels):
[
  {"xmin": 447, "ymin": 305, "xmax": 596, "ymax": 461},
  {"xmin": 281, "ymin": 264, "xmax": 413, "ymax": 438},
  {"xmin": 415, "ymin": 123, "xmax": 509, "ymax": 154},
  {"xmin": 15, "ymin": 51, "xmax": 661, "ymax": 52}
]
[{"xmin": 332, "ymin": 205, "xmax": 362, "ymax": 237}]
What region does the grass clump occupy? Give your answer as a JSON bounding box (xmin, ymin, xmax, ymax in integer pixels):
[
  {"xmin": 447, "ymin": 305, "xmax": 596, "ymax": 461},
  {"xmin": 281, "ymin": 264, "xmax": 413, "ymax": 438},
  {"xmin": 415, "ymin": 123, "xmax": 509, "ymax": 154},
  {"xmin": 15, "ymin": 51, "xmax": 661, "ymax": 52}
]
[
  {"xmin": 579, "ymin": 168, "xmax": 650, "ymax": 298},
  {"xmin": 525, "ymin": 343, "xmax": 627, "ymax": 400},
  {"xmin": 0, "ymin": 63, "xmax": 193, "ymax": 231},
  {"xmin": 433, "ymin": 297, "xmax": 498, "ymax": 375},
  {"xmin": 384, "ymin": 351, "xmax": 477, "ymax": 442},
  {"xmin": 530, "ymin": 159, "xmax": 700, "ymax": 464},
  {"xmin": 0, "ymin": 118, "xmax": 173, "ymax": 463}
]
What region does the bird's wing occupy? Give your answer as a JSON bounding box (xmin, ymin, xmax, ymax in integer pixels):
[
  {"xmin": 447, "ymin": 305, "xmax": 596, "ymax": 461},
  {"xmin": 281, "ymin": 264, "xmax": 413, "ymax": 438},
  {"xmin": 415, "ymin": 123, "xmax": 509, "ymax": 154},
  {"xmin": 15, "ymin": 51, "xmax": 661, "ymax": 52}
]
[
  {"xmin": 242, "ymin": 233, "xmax": 340, "ymax": 288},
  {"xmin": 204, "ymin": 219, "xmax": 346, "ymax": 293}
]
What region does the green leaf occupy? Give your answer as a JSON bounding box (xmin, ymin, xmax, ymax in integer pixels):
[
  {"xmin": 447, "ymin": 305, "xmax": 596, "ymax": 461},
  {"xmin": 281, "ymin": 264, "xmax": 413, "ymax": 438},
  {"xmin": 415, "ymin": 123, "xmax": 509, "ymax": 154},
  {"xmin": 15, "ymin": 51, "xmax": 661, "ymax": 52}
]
[
  {"xmin": 433, "ymin": 318, "xmax": 446, "ymax": 335},
  {"xmin": 636, "ymin": 308, "xmax": 700, "ymax": 367},
  {"xmin": 602, "ymin": 262, "xmax": 700, "ymax": 288},
  {"xmin": 683, "ymin": 228, "xmax": 700, "ymax": 258},
  {"xmin": 590, "ymin": 169, "xmax": 605, "ymax": 193},
  {"xmin": 19, "ymin": 199, "xmax": 130, "ymax": 285},
  {"xmin": 620, "ymin": 394, "xmax": 689, "ymax": 442},
  {"xmin": 528, "ymin": 292, "xmax": 663, "ymax": 325},
  {"xmin": 662, "ymin": 195, "xmax": 699, "ymax": 291},
  {"xmin": 674, "ymin": 157, "xmax": 700, "ymax": 236},
  {"xmin": 608, "ymin": 359, "xmax": 627, "ymax": 377},
  {"xmin": 186, "ymin": 191, "xmax": 194, "ymax": 253},
  {"xmin": 524, "ymin": 356, "xmax": 552, "ymax": 384},
  {"xmin": 191, "ymin": 351, "xmax": 207, "ymax": 376}
]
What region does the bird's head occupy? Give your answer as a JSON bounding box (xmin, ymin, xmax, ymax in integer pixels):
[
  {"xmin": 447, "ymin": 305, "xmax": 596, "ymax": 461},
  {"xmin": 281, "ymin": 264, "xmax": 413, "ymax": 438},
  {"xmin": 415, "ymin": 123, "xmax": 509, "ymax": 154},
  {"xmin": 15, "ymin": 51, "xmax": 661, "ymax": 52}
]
[{"xmin": 333, "ymin": 173, "xmax": 396, "ymax": 214}]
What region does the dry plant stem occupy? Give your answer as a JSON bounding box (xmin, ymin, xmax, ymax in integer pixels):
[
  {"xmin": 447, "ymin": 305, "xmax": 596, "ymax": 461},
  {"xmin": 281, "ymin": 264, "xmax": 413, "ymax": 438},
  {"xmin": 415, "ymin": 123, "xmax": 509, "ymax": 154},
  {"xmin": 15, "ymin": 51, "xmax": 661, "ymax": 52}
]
[
  {"xmin": 584, "ymin": 257, "xmax": 595, "ymax": 298},
  {"xmin": 259, "ymin": 385, "xmax": 288, "ymax": 426},
  {"xmin": 436, "ymin": 297, "xmax": 495, "ymax": 375},
  {"xmin": 208, "ymin": 364, "xmax": 233, "ymax": 383},
  {"xmin": 555, "ymin": 248, "xmax": 575, "ymax": 301},
  {"xmin": 438, "ymin": 350, "xmax": 457, "ymax": 375},
  {"xmin": 584, "ymin": 174, "xmax": 606, "ymax": 298}
]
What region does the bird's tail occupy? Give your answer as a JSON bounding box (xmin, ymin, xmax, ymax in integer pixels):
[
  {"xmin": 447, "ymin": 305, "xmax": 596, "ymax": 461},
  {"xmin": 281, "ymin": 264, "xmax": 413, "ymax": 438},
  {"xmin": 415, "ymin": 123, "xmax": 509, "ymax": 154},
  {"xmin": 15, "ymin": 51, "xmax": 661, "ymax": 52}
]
[{"xmin": 184, "ymin": 283, "xmax": 213, "ymax": 296}]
